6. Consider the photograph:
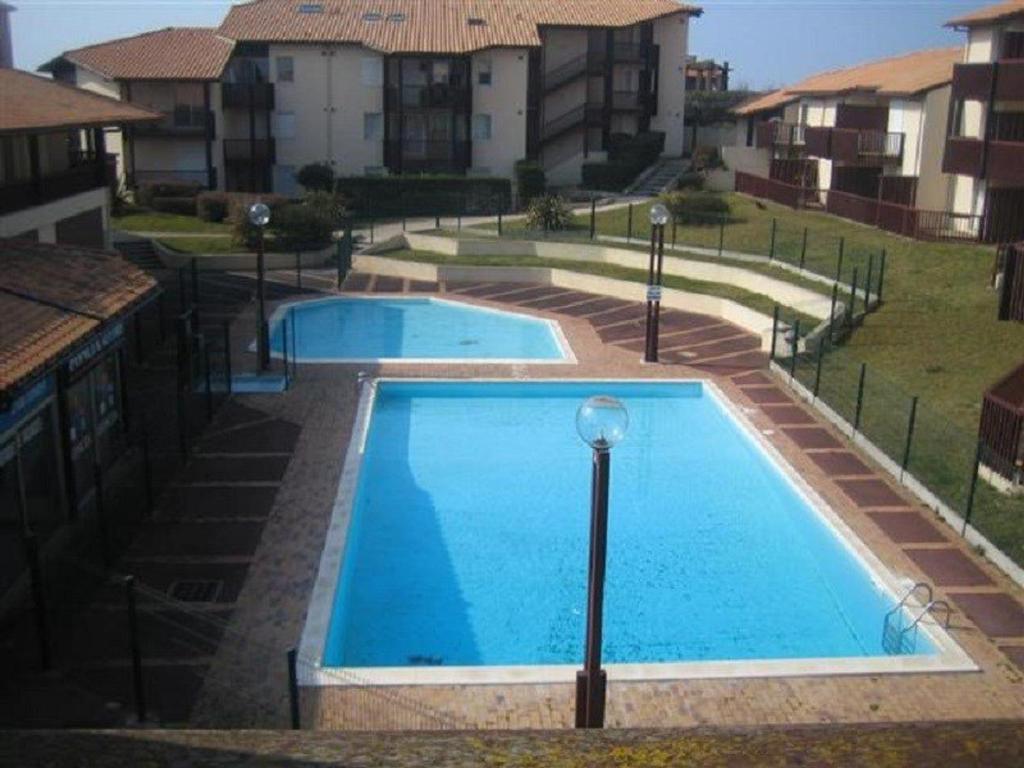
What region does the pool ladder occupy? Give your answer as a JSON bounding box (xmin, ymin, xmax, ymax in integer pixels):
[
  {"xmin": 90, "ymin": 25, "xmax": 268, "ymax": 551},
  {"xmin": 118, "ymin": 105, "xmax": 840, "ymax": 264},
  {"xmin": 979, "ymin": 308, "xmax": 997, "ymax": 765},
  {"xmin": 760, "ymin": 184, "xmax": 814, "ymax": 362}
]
[{"xmin": 882, "ymin": 582, "xmax": 953, "ymax": 655}]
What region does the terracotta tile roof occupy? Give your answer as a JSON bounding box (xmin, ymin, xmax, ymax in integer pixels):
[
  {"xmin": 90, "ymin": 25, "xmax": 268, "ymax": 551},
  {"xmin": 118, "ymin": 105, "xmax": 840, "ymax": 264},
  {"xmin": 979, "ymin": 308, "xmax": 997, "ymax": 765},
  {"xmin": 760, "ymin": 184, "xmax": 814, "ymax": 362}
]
[
  {"xmin": 0, "ymin": 240, "xmax": 158, "ymax": 395},
  {"xmin": 219, "ymin": 0, "xmax": 701, "ymax": 54},
  {"xmin": 0, "ymin": 70, "xmax": 160, "ymax": 134},
  {"xmin": 41, "ymin": 27, "xmax": 235, "ymax": 81},
  {"xmin": 732, "ymin": 47, "xmax": 961, "ymax": 116},
  {"xmin": 947, "ymin": 1, "xmax": 1024, "ymax": 28}
]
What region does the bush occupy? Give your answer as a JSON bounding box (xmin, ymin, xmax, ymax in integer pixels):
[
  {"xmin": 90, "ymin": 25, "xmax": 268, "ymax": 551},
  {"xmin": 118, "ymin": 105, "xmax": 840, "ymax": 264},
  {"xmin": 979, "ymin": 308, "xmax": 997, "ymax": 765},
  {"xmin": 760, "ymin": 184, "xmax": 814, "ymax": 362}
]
[
  {"xmin": 676, "ymin": 171, "xmax": 705, "ymax": 191},
  {"xmin": 271, "ymin": 203, "xmax": 336, "ymax": 250},
  {"xmin": 660, "ymin": 191, "xmax": 731, "ymax": 225},
  {"xmin": 581, "ymin": 163, "xmax": 637, "ymax": 192},
  {"xmin": 336, "ymin": 175, "xmax": 511, "ymax": 217},
  {"xmin": 196, "ymin": 192, "xmax": 229, "ymax": 222},
  {"xmin": 692, "ymin": 146, "xmax": 724, "ymax": 172},
  {"xmin": 151, "ymin": 196, "xmax": 198, "ymax": 216},
  {"xmin": 228, "ymin": 194, "xmax": 289, "ymax": 249},
  {"xmin": 525, "ymin": 194, "xmax": 573, "ymax": 231},
  {"xmin": 137, "ymin": 181, "xmax": 202, "ymax": 208},
  {"xmin": 296, "ymin": 162, "xmax": 335, "ymax": 193},
  {"xmin": 514, "ymin": 160, "xmax": 546, "ymax": 206}
]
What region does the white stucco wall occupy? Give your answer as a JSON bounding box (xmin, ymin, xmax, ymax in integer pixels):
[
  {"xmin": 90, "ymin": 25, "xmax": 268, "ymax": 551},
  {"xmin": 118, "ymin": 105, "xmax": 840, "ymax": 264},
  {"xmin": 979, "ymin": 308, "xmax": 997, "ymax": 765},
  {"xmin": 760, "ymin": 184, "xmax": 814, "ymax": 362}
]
[
  {"xmin": 915, "ymin": 86, "xmax": 954, "ymax": 211},
  {"xmin": 650, "ymin": 13, "xmax": 689, "ymax": 157},
  {"xmin": 73, "ymin": 67, "xmax": 126, "ymax": 186},
  {"xmin": 471, "ymin": 48, "xmax": 528, "ymax": 177},
  {"xmin": 0, "ymin": 187, "xmax": 110, "ymax": 248}
]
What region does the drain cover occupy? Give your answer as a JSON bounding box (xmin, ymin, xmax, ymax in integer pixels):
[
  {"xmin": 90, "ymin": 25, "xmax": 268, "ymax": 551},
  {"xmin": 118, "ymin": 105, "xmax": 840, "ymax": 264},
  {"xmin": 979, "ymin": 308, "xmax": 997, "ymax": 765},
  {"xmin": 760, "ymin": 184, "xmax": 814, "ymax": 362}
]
[{"xmin": 168, "ymin": 579, "xmax": 223, "ymax": 603}]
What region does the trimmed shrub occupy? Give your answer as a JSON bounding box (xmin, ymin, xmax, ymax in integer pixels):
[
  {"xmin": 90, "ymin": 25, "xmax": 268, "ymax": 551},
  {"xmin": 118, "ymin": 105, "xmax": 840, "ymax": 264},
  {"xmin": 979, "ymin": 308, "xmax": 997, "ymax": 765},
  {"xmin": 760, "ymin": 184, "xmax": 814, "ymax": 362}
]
[
  {"xmin": 514, "ymin": 160, "xmax": 546, "ymax": 206},
  {"xmin": 151, "ymin": 196, "xmax": 198, "ymax": 216},
  {"xmin": 137, "ymin": 181, "xmax": 202, "ymax": 208},
  {"xmin": 228, "ymin": 194, "xmax": 289, "ymax": 249},
  {"xmin": 271, "ymin": 203, "xmax": 336, "ymax": 250},
  {"xmin": 296, "ymin": 162, "xmax": 335, "ymax": 193},
  {"xmin": 336, "ymin": 175, "xmax": 511, "ymax": 217},
  {"xmin": 660, "ymin": 190, "xmax": 731, "ymax": 225},
  {"xmin": 525, "ymin": 194, "xmax": 573, "ymax": 231},
  {"xmin": 196, "ymin": 192, "xmax": 230, "ymax": 222},
  {"xmin": 676, "ymin": 171, "xmax": 705, "ymax": 191}
]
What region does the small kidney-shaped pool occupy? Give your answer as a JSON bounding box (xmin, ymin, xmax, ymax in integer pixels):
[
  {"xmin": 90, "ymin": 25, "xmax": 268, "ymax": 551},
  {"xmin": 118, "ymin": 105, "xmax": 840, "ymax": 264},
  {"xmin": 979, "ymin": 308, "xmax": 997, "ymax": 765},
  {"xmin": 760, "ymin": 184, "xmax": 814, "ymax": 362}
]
[{"xmin": 267, "ymin": 297, "xmax": 573, "ymax": 364}]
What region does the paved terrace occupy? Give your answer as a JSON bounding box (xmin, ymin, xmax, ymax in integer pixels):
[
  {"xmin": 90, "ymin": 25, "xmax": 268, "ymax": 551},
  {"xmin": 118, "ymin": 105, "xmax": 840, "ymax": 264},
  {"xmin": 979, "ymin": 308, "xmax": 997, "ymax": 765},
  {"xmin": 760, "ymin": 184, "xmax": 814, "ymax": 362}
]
[{"xmin": 179, "ymin": 266, "xmax": 1024, "ymax": 732}]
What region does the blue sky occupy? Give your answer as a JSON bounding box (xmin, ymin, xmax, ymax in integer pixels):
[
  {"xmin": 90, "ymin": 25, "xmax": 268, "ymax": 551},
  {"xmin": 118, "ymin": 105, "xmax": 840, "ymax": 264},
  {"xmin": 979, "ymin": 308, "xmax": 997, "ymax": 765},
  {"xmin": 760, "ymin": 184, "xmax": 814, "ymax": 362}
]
[{"xmin": 12, "ymin": 0, "xmax": 984, "ymax": 90}]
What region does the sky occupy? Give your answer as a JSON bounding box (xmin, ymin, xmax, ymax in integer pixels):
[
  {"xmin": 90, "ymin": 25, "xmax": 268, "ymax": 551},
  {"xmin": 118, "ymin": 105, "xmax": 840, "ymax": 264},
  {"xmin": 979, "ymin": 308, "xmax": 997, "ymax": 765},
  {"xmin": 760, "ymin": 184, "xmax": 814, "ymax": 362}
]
[{"xmin": 10, "ymin": 0, "xmax": 988, "ymax": 90}]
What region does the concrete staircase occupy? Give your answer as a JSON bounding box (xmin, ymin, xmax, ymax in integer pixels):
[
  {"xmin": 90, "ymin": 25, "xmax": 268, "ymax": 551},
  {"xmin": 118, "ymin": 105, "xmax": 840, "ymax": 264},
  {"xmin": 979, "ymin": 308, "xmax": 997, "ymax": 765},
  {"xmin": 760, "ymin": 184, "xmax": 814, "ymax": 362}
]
[
  {"xmin": 628, "ymin": 157, "xmax": 688, "ymax": 197},
  {"xmin": 113, "ymin": 238, "xmax": 164, "ymax": 271}
]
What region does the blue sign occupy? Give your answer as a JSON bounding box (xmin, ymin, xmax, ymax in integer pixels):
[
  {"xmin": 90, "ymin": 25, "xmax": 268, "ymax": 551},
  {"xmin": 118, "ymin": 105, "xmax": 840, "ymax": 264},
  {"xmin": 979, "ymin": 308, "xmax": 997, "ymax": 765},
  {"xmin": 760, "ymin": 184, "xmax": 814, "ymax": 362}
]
[
  {"xmin": 65, "ymin": 322, "xmax": 124, "ymax": 376},
  {"xmin": 0, "ymin": 375, "xmax": 55, "ymax": 435}
]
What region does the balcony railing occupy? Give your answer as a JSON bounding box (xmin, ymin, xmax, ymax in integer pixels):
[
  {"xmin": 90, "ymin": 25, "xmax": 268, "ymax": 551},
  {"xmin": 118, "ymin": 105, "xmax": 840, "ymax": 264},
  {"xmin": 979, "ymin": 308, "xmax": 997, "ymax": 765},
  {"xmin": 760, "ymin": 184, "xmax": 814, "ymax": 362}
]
[
  {"xmin": 221, "ymin": 82, "xmax": 275, "ymax": 110},
  {"xmin": 943, "ymin": 136, "xmax": 986, "ymax": 176},
  {"xmin": 987, "ymin": 140, "xmax": 1024, "ymax": 183},
  {"xmin": 857, "ymin": 130, "xmax": 904, "ymax": 160},
  {"xmin": 223, "ymin": 138, "xmax": 275, "ymax": 164},
  {"xmin": 756, "ymin": 122, "xmax": 805, "ymax": 149},
  {"xmin": 133, "ymin": 169, "xmax": 214, "ymax": 188},
  {"xmin": 0, "ymin": 159, "xmax": 108, "ymax": 216},
  {"xmin": 543, "ymin": 51, "xmax": 605, "ymax": 93},
  {"xmin": 540, "ymin": 102, "xmax": 604, "ymax": 143},
  {"xmin": 611, "ymin": 90, "xmax": 642, "ymax": 111},
  {"xmin": 133, "ymin": 107, "xmax": 214, "ymax": 138},
  {"xmin": 386, "ymin": 84, "xmax": 470, "ymax": 111},
  {"xmin": 952, "ymin": 61, "xmax": 1024, "ymax": 102},
  {"xmin": 804, "ymin": 126, "xmax": 903, "ymax": 162},
  {"xmin": 385, "ymin": 139, "xmax": 470, "ymax": 174}
]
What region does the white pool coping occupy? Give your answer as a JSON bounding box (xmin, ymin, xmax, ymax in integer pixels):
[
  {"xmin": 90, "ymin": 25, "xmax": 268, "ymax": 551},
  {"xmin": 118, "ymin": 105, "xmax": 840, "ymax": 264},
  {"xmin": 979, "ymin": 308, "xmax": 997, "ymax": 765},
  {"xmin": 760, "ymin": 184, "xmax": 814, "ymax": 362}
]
[
  {"xmin": 257, "ymin": 295, "xmax": 577, "ymax": 365},
  {"xmin": 297, "ymin": 378, "xmax": 977, "ymax": 688}
]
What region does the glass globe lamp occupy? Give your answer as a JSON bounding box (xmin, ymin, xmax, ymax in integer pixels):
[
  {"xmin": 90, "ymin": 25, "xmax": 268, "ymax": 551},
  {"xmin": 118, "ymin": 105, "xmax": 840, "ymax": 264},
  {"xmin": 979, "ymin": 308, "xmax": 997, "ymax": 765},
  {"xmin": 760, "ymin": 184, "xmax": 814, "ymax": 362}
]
[{"xmin": 576, "ymin": 396, "xmax": 629, "ymax": 450}]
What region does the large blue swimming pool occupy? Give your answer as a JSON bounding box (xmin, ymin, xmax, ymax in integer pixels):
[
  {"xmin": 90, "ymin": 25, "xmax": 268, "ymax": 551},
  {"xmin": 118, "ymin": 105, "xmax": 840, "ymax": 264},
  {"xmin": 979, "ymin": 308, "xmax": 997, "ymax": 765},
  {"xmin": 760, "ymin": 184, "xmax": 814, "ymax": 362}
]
[
  {"xmin": 323, "ymin": 381, "xmax": 934, "ymax": 668},
  {"xmin": 269, "ymin": 297, "xmax": 568, "ymax": 362}
]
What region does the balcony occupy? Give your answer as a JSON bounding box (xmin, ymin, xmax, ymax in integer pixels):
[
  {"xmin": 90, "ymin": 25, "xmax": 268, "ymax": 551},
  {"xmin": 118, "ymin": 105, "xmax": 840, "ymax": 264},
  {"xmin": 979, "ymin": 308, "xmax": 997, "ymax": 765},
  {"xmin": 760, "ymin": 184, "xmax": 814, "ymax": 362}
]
[
  {"xmin": 804, "ymin": 126, "xmax": 904, "ymax": 163},
  {"xmin": 0, "ymin": 157, "xmax": 108, "ymax": 216},
  {"xmin": 987, "ymin": 140, "xmax": 1024, "ymax": 183},
  {"xmin": 384, "ymin": 139, "xmax": 470, "ymax": 174},
  {"xmin": 223, "ymin": 138, "xmax": 275, "ymax": 165},
  {"xmin": 133, "ymin": 106, "xmax": 214, "ymax": 139},
  {"xmin": 385, "ymin": 84, "xmax": 470, "ymax": 111},
  {"xmin": 943, "ymin": 133, "xmax": 1024, "ymax": 181},
  {"xmin": 952, "ymin": 61, "xmax": 1024, "ymax": 102},
  {"xmin": 221, "ymin": 82, "xmax": 275, "ymax": 110},
  {"xmin": 756, "ymin": 122, "xmax": 806, "ymax": 149}
]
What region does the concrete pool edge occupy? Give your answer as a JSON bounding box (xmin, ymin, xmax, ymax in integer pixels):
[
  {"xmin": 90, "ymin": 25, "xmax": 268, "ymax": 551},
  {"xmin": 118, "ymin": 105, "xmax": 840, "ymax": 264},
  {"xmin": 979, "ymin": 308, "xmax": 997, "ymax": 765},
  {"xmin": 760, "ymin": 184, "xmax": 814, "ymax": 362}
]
[
  {"xmin": 296, "ymin": 378, "xmax": 977, "ymax": 688},
  {"xmin": 261, "ymin": 295, "xmax": 578, "ymax": 366}
]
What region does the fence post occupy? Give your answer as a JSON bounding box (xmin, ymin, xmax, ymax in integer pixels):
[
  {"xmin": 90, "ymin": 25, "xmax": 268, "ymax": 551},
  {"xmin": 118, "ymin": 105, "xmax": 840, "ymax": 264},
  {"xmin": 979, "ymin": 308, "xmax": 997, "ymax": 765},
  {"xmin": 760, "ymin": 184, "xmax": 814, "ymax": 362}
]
[
  {"xmin": 369, "ymin": 217, "xmax": 375, "ymax": 244},
  {"xmin": 176, "ymin": 383, "xmax": 189, "ymax": 461},
  {"xmin": 627, "ymin": 203, "xmax": 633, "ymax": 242},
  {"xmin": 125, "ymin": 575, "xmax": 147, "ymax": 723},
  {"xmin": 203, "ymin": 337, "xmax": 213, "ymax": 421},
  {"xmin": 402, "ymin": 215, "xmax": 407, "ymax": 233},
  {"xmin": 799, "ymin": 227, "xmax": 808, "ymax": 271},
  {"xmin": 435, "ymin": 212, "xmax": 441, "ymax": 229},
  {"xmin": 93, "ymin": 463, "xmax": 110, "ymax": 568},
  {"xmin": 813, "ymin": 338, "xmax": 825, "ymax": 399},
  {"xmin": 223, "ymin": 320, "xmax": 233, "ymax": 395},
  {"xmin": 498, "ymin": 210, "xmax": 503, "ymax": 237},
  {"xmin": 828, "ymin": 283, "xmax": 839, "ymax": 343},
  {"xmin": 295, "ymin": 251, "xmax": 302, "ymax": 291},
  {"xmin": 290, "ymin": 307, "xmax": 298, "ymax": 382},
  {"xmin": 133, "ymin": 312, "xmax": 145, "ymax": 364},
  {"xmin": 769, "ymin": 305, "xmax": 779, "ymax": 362},
  {"xmin": 961, "ymin": 441, "xmax": 984, "ymax": 536},
  {"xmin": 853, "ymin": 362, "xmax": 867, "ymax": 435},
  {"xmin": 282, "ymin": 317, "xmax": 290, "ymax": 390},
  {"xmin": 847, "ymin": 267, "xmax": 859, "ymax": 326},
  {"xmin": 287, "ymin": 648, "xmax": 301, "ymax": 730},
  {"xmin": 589, "ymin": 198, "xmax": 596, "ymax": 240},
  {"xmin": 901, "ymin": 396, "xmax": 919, "ymax": 476},
  {"xmin": 768, "ymin": 218, "xmax": 777, "ymax": 261},
  {"xmin": 157, "ymin": 293, "xmax": 167, "ymax": 344},
  {"xmin": 177, "ymin": 268, "xmax": 187, "ymax": 314},
  {"xmin": 835, "ymin": 237, "xmax": 845, "ymax": 283},
  {"xmin": 877, "ymin": 248, "xmax": 887, "ymax": 303},
  {"xmin": 863, "ymin": 253, "xmax": 874, "ymax": 314},
  {"xmin": 788, "ymin": 319, "xmax": 800, "ymax": 380},
  {"xmin": 24, "ymin": 532, "xmax": 51, "ymax": 671},
  {"xmin": 140, "ymin": 424, "xmax": 153, "ymax": 516},
  {"xmin": 190, "ymin": 257, "xmax": 200, "ymax": 331}
]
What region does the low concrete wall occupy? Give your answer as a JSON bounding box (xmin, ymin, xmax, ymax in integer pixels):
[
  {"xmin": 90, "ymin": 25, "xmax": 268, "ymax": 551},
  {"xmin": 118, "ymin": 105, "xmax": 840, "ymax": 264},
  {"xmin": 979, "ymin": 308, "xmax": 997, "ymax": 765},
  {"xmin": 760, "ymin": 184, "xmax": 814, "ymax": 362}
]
[
  {"xmin": 354, "ymin": 254, "xmax": 778, "ymax": 350},
  {"xmin": 155, "ymin": 240, "xmax": 334, "ymax": 271},
  {"xmin": 399, "ymin": 232, "xmax": 830, "ymax": 319}
]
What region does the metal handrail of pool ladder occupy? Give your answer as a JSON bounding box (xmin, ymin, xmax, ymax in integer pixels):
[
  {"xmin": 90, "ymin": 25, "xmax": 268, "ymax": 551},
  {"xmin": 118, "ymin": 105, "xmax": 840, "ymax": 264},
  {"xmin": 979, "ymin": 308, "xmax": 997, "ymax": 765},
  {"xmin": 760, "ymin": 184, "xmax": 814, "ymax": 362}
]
[{"xmin": 882, "ymin": 581, "xmax": 933, "ymax": 655}]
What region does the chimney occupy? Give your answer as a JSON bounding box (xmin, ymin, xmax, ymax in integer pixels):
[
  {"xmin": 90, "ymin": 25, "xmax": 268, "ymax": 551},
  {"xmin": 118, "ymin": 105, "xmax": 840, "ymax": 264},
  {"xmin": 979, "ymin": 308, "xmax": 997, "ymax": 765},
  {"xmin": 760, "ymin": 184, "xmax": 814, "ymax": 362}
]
[{"xmin": 0, "ymin": 4, "xmax": 14, "ymax": 69}]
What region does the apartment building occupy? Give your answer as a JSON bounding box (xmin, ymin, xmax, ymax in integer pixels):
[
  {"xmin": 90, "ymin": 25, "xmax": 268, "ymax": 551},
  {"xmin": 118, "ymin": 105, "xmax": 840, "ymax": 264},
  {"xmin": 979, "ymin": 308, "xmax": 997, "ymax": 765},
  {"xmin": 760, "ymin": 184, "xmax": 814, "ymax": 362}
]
[
  {"xmin": 729, "ymin": 48, "xmax": 960, "ymax": 214},
  {"xmin": 0, "ymin": 69, "xmax": 158, "ymax": 248},
  {"xmin": 943, "ymin": 0, "xmax": 1024, "ymax": 244},
  {"xmin": 42, "ymin": 0, "xmax": 699, "ymax": 194}
]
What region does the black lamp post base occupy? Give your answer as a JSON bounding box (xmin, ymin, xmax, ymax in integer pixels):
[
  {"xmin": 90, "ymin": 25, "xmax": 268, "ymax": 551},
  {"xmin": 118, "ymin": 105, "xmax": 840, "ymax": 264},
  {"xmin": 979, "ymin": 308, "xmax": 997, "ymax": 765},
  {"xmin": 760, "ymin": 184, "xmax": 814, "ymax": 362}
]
[{"xmin": 575, "ymin": 668, "xmax": 607, "ymax": 728}]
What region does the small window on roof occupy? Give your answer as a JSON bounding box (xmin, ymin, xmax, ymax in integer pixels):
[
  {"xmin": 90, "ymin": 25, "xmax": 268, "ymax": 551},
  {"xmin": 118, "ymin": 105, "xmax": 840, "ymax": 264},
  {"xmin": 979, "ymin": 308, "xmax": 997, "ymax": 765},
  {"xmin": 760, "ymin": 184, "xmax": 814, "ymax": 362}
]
[
  {"xmin": 467, "ymin": 17, "xmax": 487, "ymax": 27},
  {"xmin": 298, "ymin": 3, "xmax": 324, "ymax": 13},
  {"xmin": 387, "ymin": 12, "xmax": 406, "ymax": 23},
  {"xmin": 363, "ymin": 11, "xmax": 383, "ymax": 22}
]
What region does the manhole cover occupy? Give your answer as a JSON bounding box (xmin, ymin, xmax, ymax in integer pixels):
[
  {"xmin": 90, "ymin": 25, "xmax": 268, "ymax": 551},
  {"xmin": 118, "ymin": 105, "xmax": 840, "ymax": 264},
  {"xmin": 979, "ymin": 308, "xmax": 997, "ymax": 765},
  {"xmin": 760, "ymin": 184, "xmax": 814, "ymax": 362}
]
[{"xmin": 168, "ymin": 579, "xmax": 223, "ymax": 603}]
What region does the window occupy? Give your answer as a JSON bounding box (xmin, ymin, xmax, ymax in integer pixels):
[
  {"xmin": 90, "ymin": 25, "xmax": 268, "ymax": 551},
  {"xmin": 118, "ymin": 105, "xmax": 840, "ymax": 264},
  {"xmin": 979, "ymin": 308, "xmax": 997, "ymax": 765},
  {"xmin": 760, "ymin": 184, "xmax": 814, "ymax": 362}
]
[
  {"xmin": 467, "ymin": 17, "xmax": 486, "ymax": 27},
  {"xmin": 477, "ymin": 58, "xmax": 492, "ymax": 86},
  {"xmin": 276, "ymin": 56, "xmax": 294, "ymax": 83},
  {"xmin": 364, "ymin": 112, "xmax": 383, "ymax": 140},
  {"xmin": 472, "ymin": 114, "xmax": 492, "ymax": 140},
  {"xmin": 361, "ymin": 57, "xmax": 383, "ymax": 86},
  {"xmin": 274, "ymin": 112, "xmax": 296, "ymax": 139},
  {"xmin": 298, "ymin": 3, "xmax": 324, "ymax": 13}
]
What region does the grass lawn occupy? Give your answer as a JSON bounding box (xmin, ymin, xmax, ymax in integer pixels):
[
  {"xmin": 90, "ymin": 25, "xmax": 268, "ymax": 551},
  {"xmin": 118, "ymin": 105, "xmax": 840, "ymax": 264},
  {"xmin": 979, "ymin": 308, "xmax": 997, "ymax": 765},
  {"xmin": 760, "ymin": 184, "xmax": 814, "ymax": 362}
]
[
  {"xmin": 158, "ymin": 236, "xmax": 239, "ymax": 254},
  {"xmin": 113, "ymin": 211, "xmax": 231, "ymax": 235},
  {"xmin": 374, "ymin": 248, "xmax": 820, "ymax": 331}
]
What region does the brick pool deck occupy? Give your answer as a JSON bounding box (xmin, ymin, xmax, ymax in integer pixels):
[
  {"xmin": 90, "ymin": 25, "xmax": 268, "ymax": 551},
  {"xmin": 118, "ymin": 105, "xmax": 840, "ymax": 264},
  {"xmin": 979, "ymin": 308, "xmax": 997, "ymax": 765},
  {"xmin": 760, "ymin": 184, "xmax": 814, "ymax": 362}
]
[{"xmin": 191, "ymin": 270, "xmax": 1024, "ymax": 731}]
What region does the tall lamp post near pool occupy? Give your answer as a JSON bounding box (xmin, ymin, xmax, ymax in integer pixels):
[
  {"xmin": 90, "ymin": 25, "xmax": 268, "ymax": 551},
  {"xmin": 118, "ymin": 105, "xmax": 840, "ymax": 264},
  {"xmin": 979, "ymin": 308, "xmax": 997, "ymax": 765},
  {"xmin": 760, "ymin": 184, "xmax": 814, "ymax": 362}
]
[
  {"xmin": 574, "ymin": 395, "xmax": 629, "ymax": 729},
  {"xmin": 249, "ymin": 202, "xmax": 271, "ymax": 370},
  {"xmin": 644, "ymin": 203, "xmax": 669, "ymax": 363}
]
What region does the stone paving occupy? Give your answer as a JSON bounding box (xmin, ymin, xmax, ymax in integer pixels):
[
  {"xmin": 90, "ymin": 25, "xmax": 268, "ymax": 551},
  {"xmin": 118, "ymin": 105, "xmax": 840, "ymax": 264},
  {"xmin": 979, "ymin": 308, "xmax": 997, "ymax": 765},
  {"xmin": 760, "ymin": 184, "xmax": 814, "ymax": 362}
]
[{"xmin": 191, "ymin": 269, "xmax": 1024, "ymax": 731}]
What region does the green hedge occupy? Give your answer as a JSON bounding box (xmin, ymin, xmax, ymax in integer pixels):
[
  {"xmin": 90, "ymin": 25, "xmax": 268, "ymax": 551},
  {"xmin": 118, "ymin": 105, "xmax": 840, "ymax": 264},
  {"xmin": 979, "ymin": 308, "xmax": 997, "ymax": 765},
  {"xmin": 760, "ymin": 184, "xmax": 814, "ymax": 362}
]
[
  {"xmin": 336, "ymin": 175, "xmax": 511, "ymax": 217},
  {"xmin": 151, "ymin": 196, "xmax": 198, "ymax": 216},
  {"xmin": 137, "ymin": 181, "xmax": 202, "ymax": 208},
  {"xmin": 514, "ymin": 160, "xmax": 546, "ymax": 205},
  {"xmin": 582, "ymin": 131, "xmax": 666, "ymax": 192}
]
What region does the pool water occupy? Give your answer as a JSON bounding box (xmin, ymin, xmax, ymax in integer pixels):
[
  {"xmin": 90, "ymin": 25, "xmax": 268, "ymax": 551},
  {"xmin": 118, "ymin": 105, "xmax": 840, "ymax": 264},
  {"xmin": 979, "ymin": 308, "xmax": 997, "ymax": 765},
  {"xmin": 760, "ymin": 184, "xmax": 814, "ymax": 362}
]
[
  {"xmin": 323, "ymin": 381, "xmax": 934, "ymax": 668},
  {"xmin": 269, "ymin": 297, "xmax": 569, "ymax": 362}
]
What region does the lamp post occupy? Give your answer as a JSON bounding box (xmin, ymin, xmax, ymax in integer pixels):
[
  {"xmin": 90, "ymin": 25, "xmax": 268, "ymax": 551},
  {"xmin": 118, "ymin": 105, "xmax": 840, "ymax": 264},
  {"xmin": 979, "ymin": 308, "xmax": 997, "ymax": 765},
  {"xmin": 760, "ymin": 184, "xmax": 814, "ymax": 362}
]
[
  {"xmin": 644, "ymin": 203, "xmax": 669, "ymax": 363},
  {"xmin": 249, "ymin": 202, "xmax": 271, "ymax": 371},
  {"xmin": 331, "ymin": 228, "xmax": 345, "ymax": 290},
  {"xmin": 574, "ymin": 395, "xmax": 629, "ymax": 729}
]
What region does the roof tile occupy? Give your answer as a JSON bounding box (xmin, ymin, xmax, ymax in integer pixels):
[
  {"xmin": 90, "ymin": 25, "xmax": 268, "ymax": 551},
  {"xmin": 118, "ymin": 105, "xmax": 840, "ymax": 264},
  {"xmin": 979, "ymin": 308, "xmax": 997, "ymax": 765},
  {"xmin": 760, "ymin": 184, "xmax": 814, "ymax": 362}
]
[{"xmin": 946, "ymin": 0, "xmax": 1024, "ymax": 28}]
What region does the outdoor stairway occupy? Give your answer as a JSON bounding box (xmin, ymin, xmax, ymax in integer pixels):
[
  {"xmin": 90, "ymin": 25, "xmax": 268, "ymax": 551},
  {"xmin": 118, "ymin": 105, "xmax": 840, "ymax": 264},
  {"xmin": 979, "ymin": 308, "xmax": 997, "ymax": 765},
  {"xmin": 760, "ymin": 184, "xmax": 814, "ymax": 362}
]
[
  {"xmin": 114, "ymin": 239, "xmax": 164, "ymax": 271},
  {"xmin": 629, "ymin": 157, "xmax": 688, "ymax": 197}
]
